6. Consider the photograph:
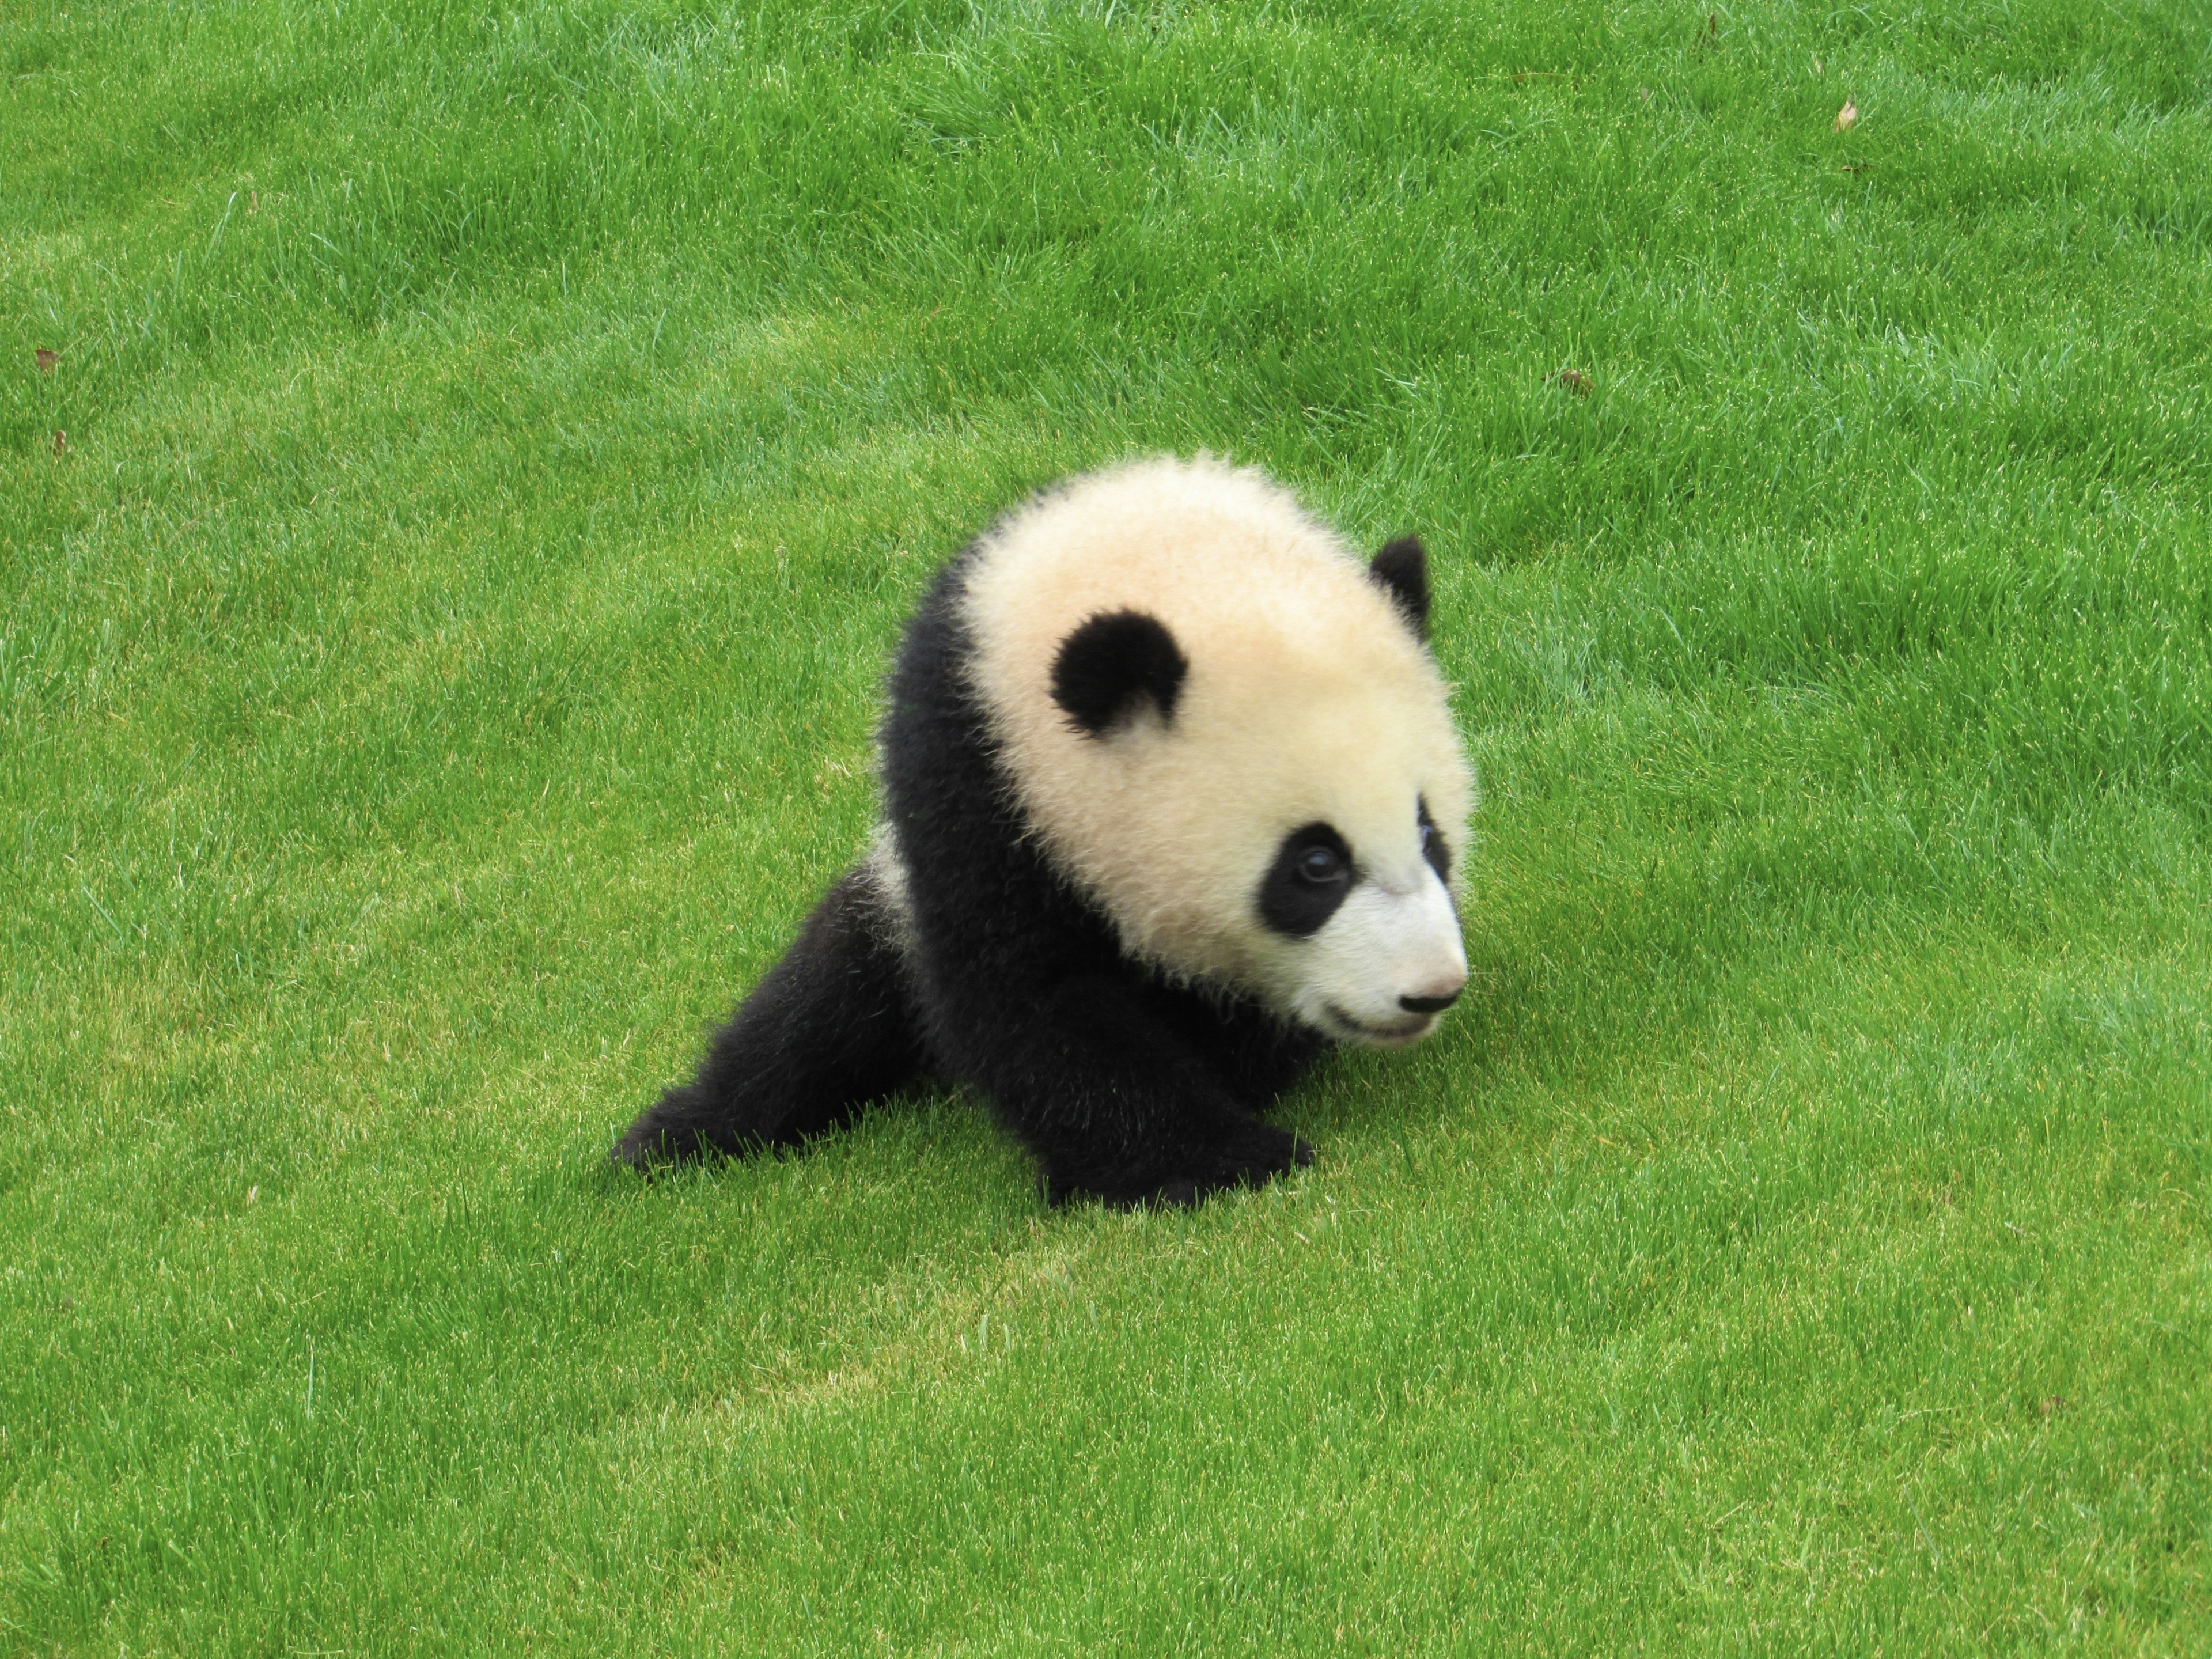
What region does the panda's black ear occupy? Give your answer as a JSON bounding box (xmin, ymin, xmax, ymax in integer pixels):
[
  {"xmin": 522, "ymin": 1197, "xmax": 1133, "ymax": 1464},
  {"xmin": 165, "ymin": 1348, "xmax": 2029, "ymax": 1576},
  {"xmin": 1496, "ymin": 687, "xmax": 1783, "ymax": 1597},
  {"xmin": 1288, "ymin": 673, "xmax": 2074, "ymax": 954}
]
[
  {"xmin": 1369, "ymin": 535, "xmax": 1430, "ymax": 639},
  {"xmin": 1052, "ymin": 610, "xmax": 1188, "ymax": 736}
]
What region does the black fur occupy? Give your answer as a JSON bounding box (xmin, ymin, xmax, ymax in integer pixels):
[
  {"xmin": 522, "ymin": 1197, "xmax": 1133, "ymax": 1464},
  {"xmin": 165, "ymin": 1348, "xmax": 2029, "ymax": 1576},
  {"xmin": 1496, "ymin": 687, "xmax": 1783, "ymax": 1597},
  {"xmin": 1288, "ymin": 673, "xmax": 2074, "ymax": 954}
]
[
  {"xmin": 1369, "ymin": 536, "xmax": 1430, "ymax": 638},
  {"xmin": 1051, "ymin": 609, "xmax": 1188, "ymax": 735},
  {"xmin": 1256, "ymin": 822, "xmax": 1358, "ymax": 938},
  {"xmin": 1418, "ymin": 795, "xmax": 1450, "ymax": 885},
  {"xmin": 618, "ymin": 551, "xmax": 1325, "ymax": 1208},
  {"xmin": 615, "ymin": 869, "xmax": 925, "ymax": 1164}
]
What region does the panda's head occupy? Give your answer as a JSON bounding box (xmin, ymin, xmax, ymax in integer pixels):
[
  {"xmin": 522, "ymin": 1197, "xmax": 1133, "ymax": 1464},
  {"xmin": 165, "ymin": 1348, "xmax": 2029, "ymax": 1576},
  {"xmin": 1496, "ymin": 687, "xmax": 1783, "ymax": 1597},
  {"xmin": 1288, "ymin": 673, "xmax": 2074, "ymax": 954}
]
[{"xmin": 963, "ymin": 458, "xmax": 1475, "ymax": 1046}]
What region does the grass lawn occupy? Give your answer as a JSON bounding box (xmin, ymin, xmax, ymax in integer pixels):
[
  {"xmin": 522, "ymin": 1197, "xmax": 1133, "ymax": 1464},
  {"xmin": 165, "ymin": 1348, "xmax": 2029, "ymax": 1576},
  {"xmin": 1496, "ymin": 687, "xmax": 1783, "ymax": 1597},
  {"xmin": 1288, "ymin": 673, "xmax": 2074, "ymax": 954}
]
[{"xmin": 5, "ymin": 0, "xmax": 2211, "ymax": 1650}]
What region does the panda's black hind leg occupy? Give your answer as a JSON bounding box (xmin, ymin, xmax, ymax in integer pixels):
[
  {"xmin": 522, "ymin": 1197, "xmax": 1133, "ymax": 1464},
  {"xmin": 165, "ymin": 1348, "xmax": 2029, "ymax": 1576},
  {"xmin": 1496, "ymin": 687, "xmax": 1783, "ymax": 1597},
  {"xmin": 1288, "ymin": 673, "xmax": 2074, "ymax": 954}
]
[{"xmin": 615, "ymin": 867, "xmax": 925, "ymax": 1166}]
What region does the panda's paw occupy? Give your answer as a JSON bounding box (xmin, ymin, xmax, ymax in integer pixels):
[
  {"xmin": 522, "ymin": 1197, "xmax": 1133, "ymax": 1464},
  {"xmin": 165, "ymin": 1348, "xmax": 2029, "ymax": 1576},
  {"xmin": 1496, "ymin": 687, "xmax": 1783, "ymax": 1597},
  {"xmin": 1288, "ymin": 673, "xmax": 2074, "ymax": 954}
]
[
  {"xmin": 1147, "ymin": 1177, "xmax": 1205, "ymax": 1211},
  {"xmin": 1211, "ymin": 1118, "xmax": 1314, "ymax": 1184},
  {"xmin": 1155, "ymin": 1121, "xmax": 1314, "ymax": 1209},
  {"xmin": 1046, "ymin": 1122, "xmax": 1313, "ymax": 1210}
]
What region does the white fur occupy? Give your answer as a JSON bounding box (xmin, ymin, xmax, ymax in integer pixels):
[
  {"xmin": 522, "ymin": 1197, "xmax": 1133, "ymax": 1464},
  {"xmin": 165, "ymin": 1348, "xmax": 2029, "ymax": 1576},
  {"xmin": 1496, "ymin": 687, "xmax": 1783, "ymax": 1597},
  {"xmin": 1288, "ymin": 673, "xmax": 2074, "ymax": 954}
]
[
  {"xmin": 863, "ymin": 820, "xmax": 919, "ymax": 957},
  {"xmin": 1267, "ymin": 869, "xmax": 1468, "ymax": 1046},
  {"xmin": 953, "ymin": 456, "xmax": 1475, "ymax": 1043}
]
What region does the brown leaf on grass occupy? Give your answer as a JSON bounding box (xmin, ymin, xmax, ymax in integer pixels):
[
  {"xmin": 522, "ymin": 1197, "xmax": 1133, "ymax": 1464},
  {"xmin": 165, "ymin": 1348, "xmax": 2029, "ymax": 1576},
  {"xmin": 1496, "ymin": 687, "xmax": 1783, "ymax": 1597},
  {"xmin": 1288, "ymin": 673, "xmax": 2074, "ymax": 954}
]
[
  {"xmin": 2041, "ymin": 1395, "xmax": 2068, "ymax": 1416},
  {"xmin": 1835, "ymin": 100, "xmax": 1859, "ymax": 132},
  {"xmin": 35, "ymin": 348, "xmax": 57, "ymax": 373},
  {"xmin": 1557, "ymin": 367, "xmax": 1592, "ymax": 396},
  {"xmin": 51, "ymin": 429, "xmax": 67, "ymax": 456}
]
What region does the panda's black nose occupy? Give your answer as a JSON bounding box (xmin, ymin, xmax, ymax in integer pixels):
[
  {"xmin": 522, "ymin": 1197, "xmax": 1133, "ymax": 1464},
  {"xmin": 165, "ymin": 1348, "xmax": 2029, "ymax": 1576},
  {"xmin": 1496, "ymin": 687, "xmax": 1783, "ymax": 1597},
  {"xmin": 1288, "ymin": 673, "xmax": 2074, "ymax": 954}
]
[{"xmin": 1399, "ymin": 989, "xmax": 1461, "ymax": 1015}]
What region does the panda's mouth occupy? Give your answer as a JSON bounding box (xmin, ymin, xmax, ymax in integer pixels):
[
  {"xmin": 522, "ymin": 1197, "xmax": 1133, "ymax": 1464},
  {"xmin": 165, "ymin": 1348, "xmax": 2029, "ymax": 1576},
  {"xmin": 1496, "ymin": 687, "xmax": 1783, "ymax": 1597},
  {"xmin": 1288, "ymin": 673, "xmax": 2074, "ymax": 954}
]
[{"xmin": 1320, "ymin": 1003, "xmax": 1434, "ymax": 1047}]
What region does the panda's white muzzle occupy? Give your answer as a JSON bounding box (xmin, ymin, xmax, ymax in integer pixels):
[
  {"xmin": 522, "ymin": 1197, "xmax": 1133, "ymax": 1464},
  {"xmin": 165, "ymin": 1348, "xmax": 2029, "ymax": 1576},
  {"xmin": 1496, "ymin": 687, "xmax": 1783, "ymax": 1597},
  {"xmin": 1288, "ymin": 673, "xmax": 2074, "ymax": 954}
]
[{"xmin": 1295, "ymin": 870, "xmax": 1467, "ymax": 1048}]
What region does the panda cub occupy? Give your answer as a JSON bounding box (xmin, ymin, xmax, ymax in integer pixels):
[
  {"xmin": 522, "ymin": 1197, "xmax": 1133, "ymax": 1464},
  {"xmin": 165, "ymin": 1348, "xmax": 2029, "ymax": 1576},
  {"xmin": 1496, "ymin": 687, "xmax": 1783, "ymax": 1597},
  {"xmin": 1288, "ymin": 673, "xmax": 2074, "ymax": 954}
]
[{"xmin": 616, "ymin": 456, "xmax": 1474, "ymax": 1207}]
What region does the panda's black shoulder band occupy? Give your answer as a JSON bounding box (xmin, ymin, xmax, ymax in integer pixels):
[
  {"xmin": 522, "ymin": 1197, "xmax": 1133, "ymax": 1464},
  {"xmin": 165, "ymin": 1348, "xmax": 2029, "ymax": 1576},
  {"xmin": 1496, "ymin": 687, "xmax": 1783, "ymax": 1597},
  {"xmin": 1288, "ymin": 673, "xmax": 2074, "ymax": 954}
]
[{"xmin": 1051, "ymin": 610, "xmax": 1188, "ymax": 736}]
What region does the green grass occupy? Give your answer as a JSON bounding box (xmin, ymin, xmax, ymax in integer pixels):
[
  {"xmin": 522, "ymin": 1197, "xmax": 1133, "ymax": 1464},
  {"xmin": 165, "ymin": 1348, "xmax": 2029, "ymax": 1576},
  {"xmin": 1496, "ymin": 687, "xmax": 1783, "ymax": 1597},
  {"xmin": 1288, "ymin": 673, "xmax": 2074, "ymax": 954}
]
[{"xmin": 5, "ymin": 0, "xmax": 2210, "ymax": 1650}]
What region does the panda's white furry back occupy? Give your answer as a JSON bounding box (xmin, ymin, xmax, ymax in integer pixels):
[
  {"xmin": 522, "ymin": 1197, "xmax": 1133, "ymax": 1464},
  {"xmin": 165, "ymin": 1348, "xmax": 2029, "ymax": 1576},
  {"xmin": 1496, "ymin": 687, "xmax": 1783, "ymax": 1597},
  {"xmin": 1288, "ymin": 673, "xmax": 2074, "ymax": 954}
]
[{"xmin": 619, "ymin": 456, "xmax": 1475, "ymax": 1210}]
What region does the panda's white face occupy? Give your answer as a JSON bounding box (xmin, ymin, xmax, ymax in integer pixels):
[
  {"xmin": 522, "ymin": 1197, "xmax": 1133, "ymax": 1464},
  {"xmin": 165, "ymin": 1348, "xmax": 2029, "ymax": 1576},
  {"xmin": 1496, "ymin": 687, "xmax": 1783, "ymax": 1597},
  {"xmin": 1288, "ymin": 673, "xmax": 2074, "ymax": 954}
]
[
  {"xmin": 1248, "ymin": 806, "xmax": 1469, "ymax": 1047},
  {"xmin": 957, "ymin": 455, "xmax": 1478, "ymax": 1043}
]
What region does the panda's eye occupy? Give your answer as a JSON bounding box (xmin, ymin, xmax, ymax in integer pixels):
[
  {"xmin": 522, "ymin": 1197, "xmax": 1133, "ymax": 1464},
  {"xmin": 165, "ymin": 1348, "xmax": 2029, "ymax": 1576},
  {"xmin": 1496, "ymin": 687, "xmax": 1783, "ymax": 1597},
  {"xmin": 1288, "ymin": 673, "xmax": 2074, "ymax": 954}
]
[
  {"xmin": 1419, "ymin": 820, "xmax": 1435, "ymax": 850},
  {"xmin": 1260, "ymin": 821, "xmax": 1357, "ymax": 937}
]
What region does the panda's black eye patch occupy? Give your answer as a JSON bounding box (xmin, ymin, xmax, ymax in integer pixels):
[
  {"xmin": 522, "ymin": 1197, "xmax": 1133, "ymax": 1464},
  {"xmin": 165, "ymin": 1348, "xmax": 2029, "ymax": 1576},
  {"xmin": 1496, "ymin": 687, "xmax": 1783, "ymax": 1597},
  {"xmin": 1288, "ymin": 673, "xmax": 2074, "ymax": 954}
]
[
  {"xmin": 1259, "ymin": 823, "xmax": 1358, "ymax": 938},
  {"xmin": 1418, "ymin": 796, "xmax": 1450, "ymax": 884}
]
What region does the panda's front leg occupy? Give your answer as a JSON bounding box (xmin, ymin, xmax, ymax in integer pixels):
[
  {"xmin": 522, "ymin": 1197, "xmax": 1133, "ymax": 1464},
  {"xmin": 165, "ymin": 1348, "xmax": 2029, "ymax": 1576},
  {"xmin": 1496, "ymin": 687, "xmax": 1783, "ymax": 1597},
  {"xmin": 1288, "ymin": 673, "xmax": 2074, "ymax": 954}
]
[{"xmin": 955, "ymin": 974, "xmax": 1314, "ymax": 1210}]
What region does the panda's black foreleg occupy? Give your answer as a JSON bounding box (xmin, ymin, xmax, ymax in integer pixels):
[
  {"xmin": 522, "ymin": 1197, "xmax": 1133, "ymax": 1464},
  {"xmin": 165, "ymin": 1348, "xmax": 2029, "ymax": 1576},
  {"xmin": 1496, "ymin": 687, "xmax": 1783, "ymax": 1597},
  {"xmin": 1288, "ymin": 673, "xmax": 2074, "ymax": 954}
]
[
  {"xmin": 1161, "ymin": 993, "xmax": 1330, "ymax": 1112},
  {"xmin": 614, "ymin": 868, "xmax": 925, "ymax": 1166},
  {"xmin": 957, "ymin": 974, "xmax": 1314, "ymax": 1210}
]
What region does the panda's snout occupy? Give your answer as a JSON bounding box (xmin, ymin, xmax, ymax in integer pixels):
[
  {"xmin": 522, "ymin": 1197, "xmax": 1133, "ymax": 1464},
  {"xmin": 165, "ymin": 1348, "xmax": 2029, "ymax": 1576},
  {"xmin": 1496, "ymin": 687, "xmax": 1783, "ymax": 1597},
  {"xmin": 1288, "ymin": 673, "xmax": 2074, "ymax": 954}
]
[{"xmin": 1289, "ymin": 867, "xmax": 1467, "ymax": 1046}]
